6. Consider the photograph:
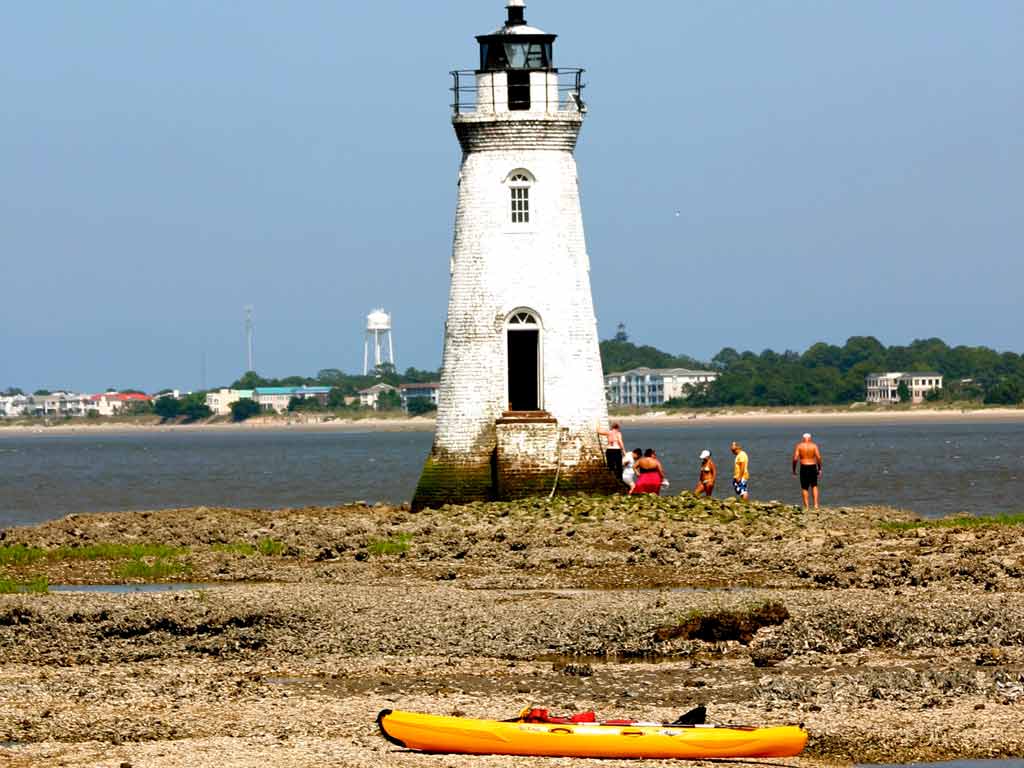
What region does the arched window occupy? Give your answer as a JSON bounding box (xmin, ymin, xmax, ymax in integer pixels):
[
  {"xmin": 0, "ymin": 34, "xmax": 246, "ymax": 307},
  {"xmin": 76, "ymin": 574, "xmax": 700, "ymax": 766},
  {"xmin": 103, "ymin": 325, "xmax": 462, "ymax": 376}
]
[
  {"xmin": 508, "ymin": 309, "xmax": 540, "ymax": 327},
  {"xmin": 507, "ymin": 170, "xmax": 533, "ymax": 225}
]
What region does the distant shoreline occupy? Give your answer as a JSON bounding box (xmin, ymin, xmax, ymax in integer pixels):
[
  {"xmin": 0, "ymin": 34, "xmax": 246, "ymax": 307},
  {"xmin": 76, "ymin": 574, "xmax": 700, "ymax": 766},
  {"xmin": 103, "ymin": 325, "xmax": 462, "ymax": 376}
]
[
  {"xmin": 0, "ymin": 416, "xmax": 438, "ymax": 436},
  {"xmin": 1, "ymin": 405, "xmax": 1022, "ymax": 437},
  {"xmin": 616, "ymin": 406, "xmax": 1024, "ymax": 427}
]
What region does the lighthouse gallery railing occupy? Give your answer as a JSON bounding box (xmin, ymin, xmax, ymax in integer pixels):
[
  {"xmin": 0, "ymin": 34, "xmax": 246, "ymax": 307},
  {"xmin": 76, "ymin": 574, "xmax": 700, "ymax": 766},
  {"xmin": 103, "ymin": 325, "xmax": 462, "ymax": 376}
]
[{"xmin": 450, "ymin": 68, "xmax": 586, "ymax": 115}]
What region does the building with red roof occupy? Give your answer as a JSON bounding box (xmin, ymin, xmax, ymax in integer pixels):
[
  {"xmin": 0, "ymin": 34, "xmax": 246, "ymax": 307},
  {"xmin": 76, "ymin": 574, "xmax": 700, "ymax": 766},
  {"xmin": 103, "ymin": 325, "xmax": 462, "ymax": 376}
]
[{"xmin": 89, "ymin": 391, "xmax": 152, "ymax": 417}]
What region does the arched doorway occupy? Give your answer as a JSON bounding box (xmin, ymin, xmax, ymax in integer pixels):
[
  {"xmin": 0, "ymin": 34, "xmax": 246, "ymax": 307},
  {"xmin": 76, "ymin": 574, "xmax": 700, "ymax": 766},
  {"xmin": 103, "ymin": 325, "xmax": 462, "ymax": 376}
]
[{"xmin": 506, "ymin": 309, "xmax": 542, "ymax": 411}]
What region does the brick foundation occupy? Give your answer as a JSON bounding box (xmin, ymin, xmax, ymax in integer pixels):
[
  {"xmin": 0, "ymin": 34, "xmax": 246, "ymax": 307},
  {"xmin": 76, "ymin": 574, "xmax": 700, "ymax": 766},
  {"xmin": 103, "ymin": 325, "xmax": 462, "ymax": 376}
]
[
  {"xmin": 411, "ymin": 452, "xmax": 495, "ymax": 511},
  {"xmin": 413, "ymin": 414, "xmax": 624, "ymax": 510}
]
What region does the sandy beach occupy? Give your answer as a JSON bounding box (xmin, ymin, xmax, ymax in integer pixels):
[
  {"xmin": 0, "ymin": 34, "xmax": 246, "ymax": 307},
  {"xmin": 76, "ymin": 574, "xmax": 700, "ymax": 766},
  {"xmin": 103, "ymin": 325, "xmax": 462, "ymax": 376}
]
[
  {"xmin": 3, "ymin": 495, "xmax": 1024, "ymax": 767},
  {"xmin": 1, "ymin": 406, "xmax": 1023, "ymax": 438}
]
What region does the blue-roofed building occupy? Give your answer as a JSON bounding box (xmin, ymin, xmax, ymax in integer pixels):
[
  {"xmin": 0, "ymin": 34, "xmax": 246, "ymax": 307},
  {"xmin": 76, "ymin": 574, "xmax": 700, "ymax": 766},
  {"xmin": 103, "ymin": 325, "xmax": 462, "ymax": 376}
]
[{"xmin": 253, "ymin": 386, "xmax": 332, "ymax": 413}]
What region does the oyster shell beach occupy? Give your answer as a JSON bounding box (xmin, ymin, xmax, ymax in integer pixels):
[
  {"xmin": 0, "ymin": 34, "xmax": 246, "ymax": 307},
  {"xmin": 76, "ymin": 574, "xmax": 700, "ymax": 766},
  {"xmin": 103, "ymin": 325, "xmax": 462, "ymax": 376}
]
[{"xmin": 3, "ymin": 496, "xmax": 1024, "ymax": 767}]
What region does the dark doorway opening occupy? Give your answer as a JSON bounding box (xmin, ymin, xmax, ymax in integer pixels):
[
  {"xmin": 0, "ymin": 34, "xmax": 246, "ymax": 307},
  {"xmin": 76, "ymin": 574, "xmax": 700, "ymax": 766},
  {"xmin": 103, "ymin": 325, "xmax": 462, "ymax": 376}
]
[
  {"xmin": 508, "ymin": 71, "xmax": 531, "ymax": 111},
  {"xmin": 507, "ymin": 329, "xmax": 539, "ymax": 411}
]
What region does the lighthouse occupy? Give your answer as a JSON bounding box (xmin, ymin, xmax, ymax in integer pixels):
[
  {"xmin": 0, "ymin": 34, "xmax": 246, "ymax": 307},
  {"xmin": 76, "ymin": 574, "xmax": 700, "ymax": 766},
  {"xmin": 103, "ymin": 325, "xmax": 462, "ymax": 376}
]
[{"xmin": 412, "ymin": 0, "xmax": 619, "ymax": 510}]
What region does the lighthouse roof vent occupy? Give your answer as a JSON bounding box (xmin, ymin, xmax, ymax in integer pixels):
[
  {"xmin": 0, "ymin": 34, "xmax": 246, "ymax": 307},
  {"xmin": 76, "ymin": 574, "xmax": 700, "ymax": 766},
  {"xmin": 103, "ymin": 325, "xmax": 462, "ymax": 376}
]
[
  {"xmin": 489, "ymin": 23, "xmax": 548, "ymax": 36},
  {"xmin": 477, "ymin": 0, "xmax": 556, "ymax": 72}
]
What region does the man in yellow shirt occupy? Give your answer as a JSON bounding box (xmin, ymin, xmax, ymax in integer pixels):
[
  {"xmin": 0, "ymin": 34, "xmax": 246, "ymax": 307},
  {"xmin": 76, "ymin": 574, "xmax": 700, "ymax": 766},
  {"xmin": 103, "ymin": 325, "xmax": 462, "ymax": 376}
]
[{"xmin": 730, "ymin": 441, "xmax": 749, "ymax": 500}]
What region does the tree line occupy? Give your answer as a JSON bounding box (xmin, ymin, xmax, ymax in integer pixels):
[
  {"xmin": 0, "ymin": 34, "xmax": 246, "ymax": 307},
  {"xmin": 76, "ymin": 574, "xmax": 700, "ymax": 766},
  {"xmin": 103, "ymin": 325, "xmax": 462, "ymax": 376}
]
[
  {"xmin": 599, "ymin": 336, "xmax": 1024, "ymax": 407},
  {"xmin": 10, "ymin": 336, "xmax": 1021, "ymax": 418},
  {"xmin": 230, "ymin": 363, "xmax": 436, "ymax": 397}
]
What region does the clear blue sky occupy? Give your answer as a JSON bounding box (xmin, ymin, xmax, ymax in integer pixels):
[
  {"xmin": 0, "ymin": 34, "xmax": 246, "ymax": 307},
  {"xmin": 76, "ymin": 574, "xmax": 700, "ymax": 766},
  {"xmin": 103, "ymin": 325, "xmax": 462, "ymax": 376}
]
[{"xmin": 2, "ymin": 1, "xmax": 1021, "ymax": 393}]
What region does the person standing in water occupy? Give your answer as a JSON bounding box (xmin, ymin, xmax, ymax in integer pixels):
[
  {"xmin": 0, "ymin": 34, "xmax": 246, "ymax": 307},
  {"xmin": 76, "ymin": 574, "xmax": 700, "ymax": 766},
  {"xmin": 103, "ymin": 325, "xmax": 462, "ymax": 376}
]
[
  {"xmin": 631, "ymin": 449, "xmax": 665, "ymax": 495},
  {"xmin": 622, "ymin": 448, "xmax": 641, "ymax": 492},
  {"xmin": 730, "ymin": 441, "xmax": 749, "ymax": 500},
  {"xmin": 694, "ymin": 449, "xmax": 716, "ymax": 497},
  {"xmin": 598, "ymin": 422, "xmax": 625, "ymax": 476},
  {"xmin": 792, "ymin": 432, "xmax": 823, "ymax": 508}
]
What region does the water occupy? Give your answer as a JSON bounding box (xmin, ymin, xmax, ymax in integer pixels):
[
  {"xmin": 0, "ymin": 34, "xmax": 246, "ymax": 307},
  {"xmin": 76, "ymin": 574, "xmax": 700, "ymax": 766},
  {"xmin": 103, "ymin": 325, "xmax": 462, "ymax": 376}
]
[
  {"xmin": 0, "ymin": 420, "xmax": 1021, "ymax": 527},
  {"xmin": 49, "ymin": 583, "xmax": 216, "ymax": 594}
]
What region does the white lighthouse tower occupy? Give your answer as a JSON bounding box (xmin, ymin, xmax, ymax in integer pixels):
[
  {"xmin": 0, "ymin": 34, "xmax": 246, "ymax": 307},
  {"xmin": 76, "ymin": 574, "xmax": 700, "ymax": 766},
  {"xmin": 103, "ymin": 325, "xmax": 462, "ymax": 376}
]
[{"xmin": 413, "ymin": 0, "xmax": 619, "ymax": 509}]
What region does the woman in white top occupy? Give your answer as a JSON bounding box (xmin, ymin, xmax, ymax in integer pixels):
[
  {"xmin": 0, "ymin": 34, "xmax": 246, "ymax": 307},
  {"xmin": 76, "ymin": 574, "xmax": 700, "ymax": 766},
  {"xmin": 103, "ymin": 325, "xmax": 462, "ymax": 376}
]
[{"xmin": 621, "ymin": 448, "xmax": 641, "ymax": 492}]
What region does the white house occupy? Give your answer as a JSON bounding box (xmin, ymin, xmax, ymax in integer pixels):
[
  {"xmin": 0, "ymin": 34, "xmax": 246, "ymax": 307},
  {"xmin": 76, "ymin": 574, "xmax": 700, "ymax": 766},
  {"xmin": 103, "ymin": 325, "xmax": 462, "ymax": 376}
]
[
  {"xmin": 359, "ymin": 383, "xmax": 397, "ymax": 410},
  {"xmin": 0, "ymin": 394, "xmax": 29, "ymax": 418},
  {"xmin": 25, "ymin": 392, "xmax": 91, "ymax": 418},
  {"xmin": 88, "ymin": 392, "xmax": 152, "ymax": 416},
  {"xmin": 866, "ymin": 372, "xmax": 943, "ymax": 404},
  {"xmin": 399, "ymin": 383, "xmax": 440, "ymax": 412},
  {"xmin": 253, "ymin": 387, "xmax": 331, "ymax": 414},
  {"xmin": 605, "ymin": 367, "xmax": 719, "ymax": 407},
  {"xmin": 205, "ymin": 389, "xmax": 254, "ymax": 416}
]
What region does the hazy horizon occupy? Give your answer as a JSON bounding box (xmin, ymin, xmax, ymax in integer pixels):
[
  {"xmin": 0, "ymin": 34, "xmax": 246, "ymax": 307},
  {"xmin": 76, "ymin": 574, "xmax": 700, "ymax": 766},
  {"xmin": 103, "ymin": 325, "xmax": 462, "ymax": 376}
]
[{"xmin": 2, "ymin": 1, "xmax": 1021, "ymax": 393}]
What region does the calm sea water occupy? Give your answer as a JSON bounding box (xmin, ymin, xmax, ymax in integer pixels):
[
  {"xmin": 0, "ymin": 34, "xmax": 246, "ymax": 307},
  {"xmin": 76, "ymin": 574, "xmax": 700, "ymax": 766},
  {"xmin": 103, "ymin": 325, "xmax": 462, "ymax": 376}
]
[{"xmin": 0, "ymin": 420, "xmax": 1021, "ymax": 527}]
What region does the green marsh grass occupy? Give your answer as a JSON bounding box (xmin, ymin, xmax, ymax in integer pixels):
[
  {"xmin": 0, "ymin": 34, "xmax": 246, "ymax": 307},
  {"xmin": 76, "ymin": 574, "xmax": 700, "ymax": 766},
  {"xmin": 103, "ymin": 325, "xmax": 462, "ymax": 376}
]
[
  {"xmin": 211, "ymin": 542, "xmax": 258, "ymax": 557},
  {"xmin": 112, "ymin": 559, "xmax": 191, "ymax": 580},
  {"xmin": 53, "ymin": 543, "xmax": 188, "ymax": 561},
  {"xmin": 0, "ymin": 544, "xmax": 46, "ymax": 567},
  {"xmin": 367, "ymin": 533, "xmax": 412, "ymax": 557},
  {"xmin": 1, "ymin": 542, "xmax": 187, "ymax": 564},
  {"xmin": 0, "ymin": 576, "xmax": 49, "ymax": 594},
  {"xmin": 1, "ymin": 542, "xmax": 192, "ymax": 584},
  {"xmin": 880, "ymin": 512, "xmax": 1024, "ymax": 532},
  {"xmin": 210, "ymin": 538, "xmax": 285, "ymax": 557},
  {"xmin": 256, "ymin": 537, "xmax": 286, "ymax": 556}
]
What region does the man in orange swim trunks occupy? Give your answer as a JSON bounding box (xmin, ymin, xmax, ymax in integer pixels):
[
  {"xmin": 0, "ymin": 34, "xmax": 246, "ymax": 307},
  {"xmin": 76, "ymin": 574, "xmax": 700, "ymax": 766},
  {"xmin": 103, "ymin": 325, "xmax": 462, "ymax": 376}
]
[{"xmin": 792, "ymin": 432, "xmax": 823, "ymax": 509}]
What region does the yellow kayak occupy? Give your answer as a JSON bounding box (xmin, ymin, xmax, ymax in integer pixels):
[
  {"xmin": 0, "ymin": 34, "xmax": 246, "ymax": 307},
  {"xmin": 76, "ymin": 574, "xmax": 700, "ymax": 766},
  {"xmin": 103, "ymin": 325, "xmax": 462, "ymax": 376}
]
[{"xmin": 377, "ymin": 708, "xmax": 808, "ymax": 759}]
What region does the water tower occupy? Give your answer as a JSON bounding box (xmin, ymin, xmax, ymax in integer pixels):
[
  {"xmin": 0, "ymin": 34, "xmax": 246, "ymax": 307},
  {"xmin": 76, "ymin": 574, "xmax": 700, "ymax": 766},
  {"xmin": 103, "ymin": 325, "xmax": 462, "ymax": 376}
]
[
  {"xmin": 364, "ymin": 309, "xmax": 395, "ymax": 375},
  {"xmin": 412, "ymin": 0, "xmax": 619, "ymax": 510}
]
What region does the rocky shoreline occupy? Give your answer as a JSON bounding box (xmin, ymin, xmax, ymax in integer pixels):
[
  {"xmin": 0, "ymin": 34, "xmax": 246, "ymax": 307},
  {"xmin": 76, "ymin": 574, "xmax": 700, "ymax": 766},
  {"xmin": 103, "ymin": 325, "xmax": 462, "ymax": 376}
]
[{"xmin": 3, "ymin": 495, "xmax": 1024, "ymax": 767}]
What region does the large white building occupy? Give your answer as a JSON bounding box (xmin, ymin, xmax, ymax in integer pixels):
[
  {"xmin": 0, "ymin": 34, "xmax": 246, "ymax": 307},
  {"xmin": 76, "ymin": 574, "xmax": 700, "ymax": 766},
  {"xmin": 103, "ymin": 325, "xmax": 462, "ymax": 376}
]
[
  {"xmin": 399, "ymin": 383, "xmax": 440, "ymax": 412},
  {"xmin": 412, "ymin": 1, "xmax": 619, "ymax": 509},
  {"xmin": 253, "ymin": 387, "xmax": 330, "ymax": 414},
  {"xmin": 205, "ymin": 389, "xmax": 254, "ymax": 416},
  {"xmin": 866, "ymin": 372, "xmax": 944, "ymax": 404},
  {"xmin": 23, "ymin": 392, "xmax": 91, "ymax": 418},
  {"xmin": 0, "ymin": 394, "xmax": 29, "ymax": 418},
  {"xmin": 3, "ymin": 391, "xmax": 152, "ymax": 418},
  {"xmin": 605, "ymin": 367, "xmax": 719, "ymax": 407}
]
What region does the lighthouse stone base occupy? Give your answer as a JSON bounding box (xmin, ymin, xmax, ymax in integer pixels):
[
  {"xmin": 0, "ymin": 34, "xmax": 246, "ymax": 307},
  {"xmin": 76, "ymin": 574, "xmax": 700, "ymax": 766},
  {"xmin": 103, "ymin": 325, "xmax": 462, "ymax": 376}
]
[{"xmin": 412, "ymin": 415, "xmax": 623, "ymax": 511}]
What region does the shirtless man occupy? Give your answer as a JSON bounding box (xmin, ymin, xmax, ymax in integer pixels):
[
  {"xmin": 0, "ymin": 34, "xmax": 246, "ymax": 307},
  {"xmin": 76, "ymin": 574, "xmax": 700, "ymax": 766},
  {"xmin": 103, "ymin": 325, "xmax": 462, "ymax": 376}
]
[
  {"xmin": 792, "ymin": 433, "xmax": 823, "ymax": 509},
  {"xmin": 597, "ymin": 422, "xmax": 625, "ymax": 476}
]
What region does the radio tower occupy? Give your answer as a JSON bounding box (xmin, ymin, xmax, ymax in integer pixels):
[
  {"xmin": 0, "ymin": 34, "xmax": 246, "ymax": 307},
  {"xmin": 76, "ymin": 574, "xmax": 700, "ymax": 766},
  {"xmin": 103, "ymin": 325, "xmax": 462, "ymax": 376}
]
[{"xmin": 245, "ymin": 305, "xmax": 255, "ymax": 372}]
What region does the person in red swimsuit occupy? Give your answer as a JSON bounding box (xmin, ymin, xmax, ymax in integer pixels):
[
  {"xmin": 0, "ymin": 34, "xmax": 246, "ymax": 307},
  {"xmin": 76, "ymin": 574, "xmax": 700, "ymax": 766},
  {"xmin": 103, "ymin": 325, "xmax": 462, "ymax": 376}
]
[{"xmin": 630, "ymin": 449, "xmax": 665, "ymax": 495}]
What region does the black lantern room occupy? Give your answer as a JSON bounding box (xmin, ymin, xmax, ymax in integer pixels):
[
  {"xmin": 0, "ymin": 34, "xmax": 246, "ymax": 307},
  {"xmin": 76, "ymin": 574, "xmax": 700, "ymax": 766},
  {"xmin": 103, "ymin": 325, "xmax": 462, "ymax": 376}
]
[{"xmin": 476, "ymin": 1, "xmax": 556, "ymax": 110}]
